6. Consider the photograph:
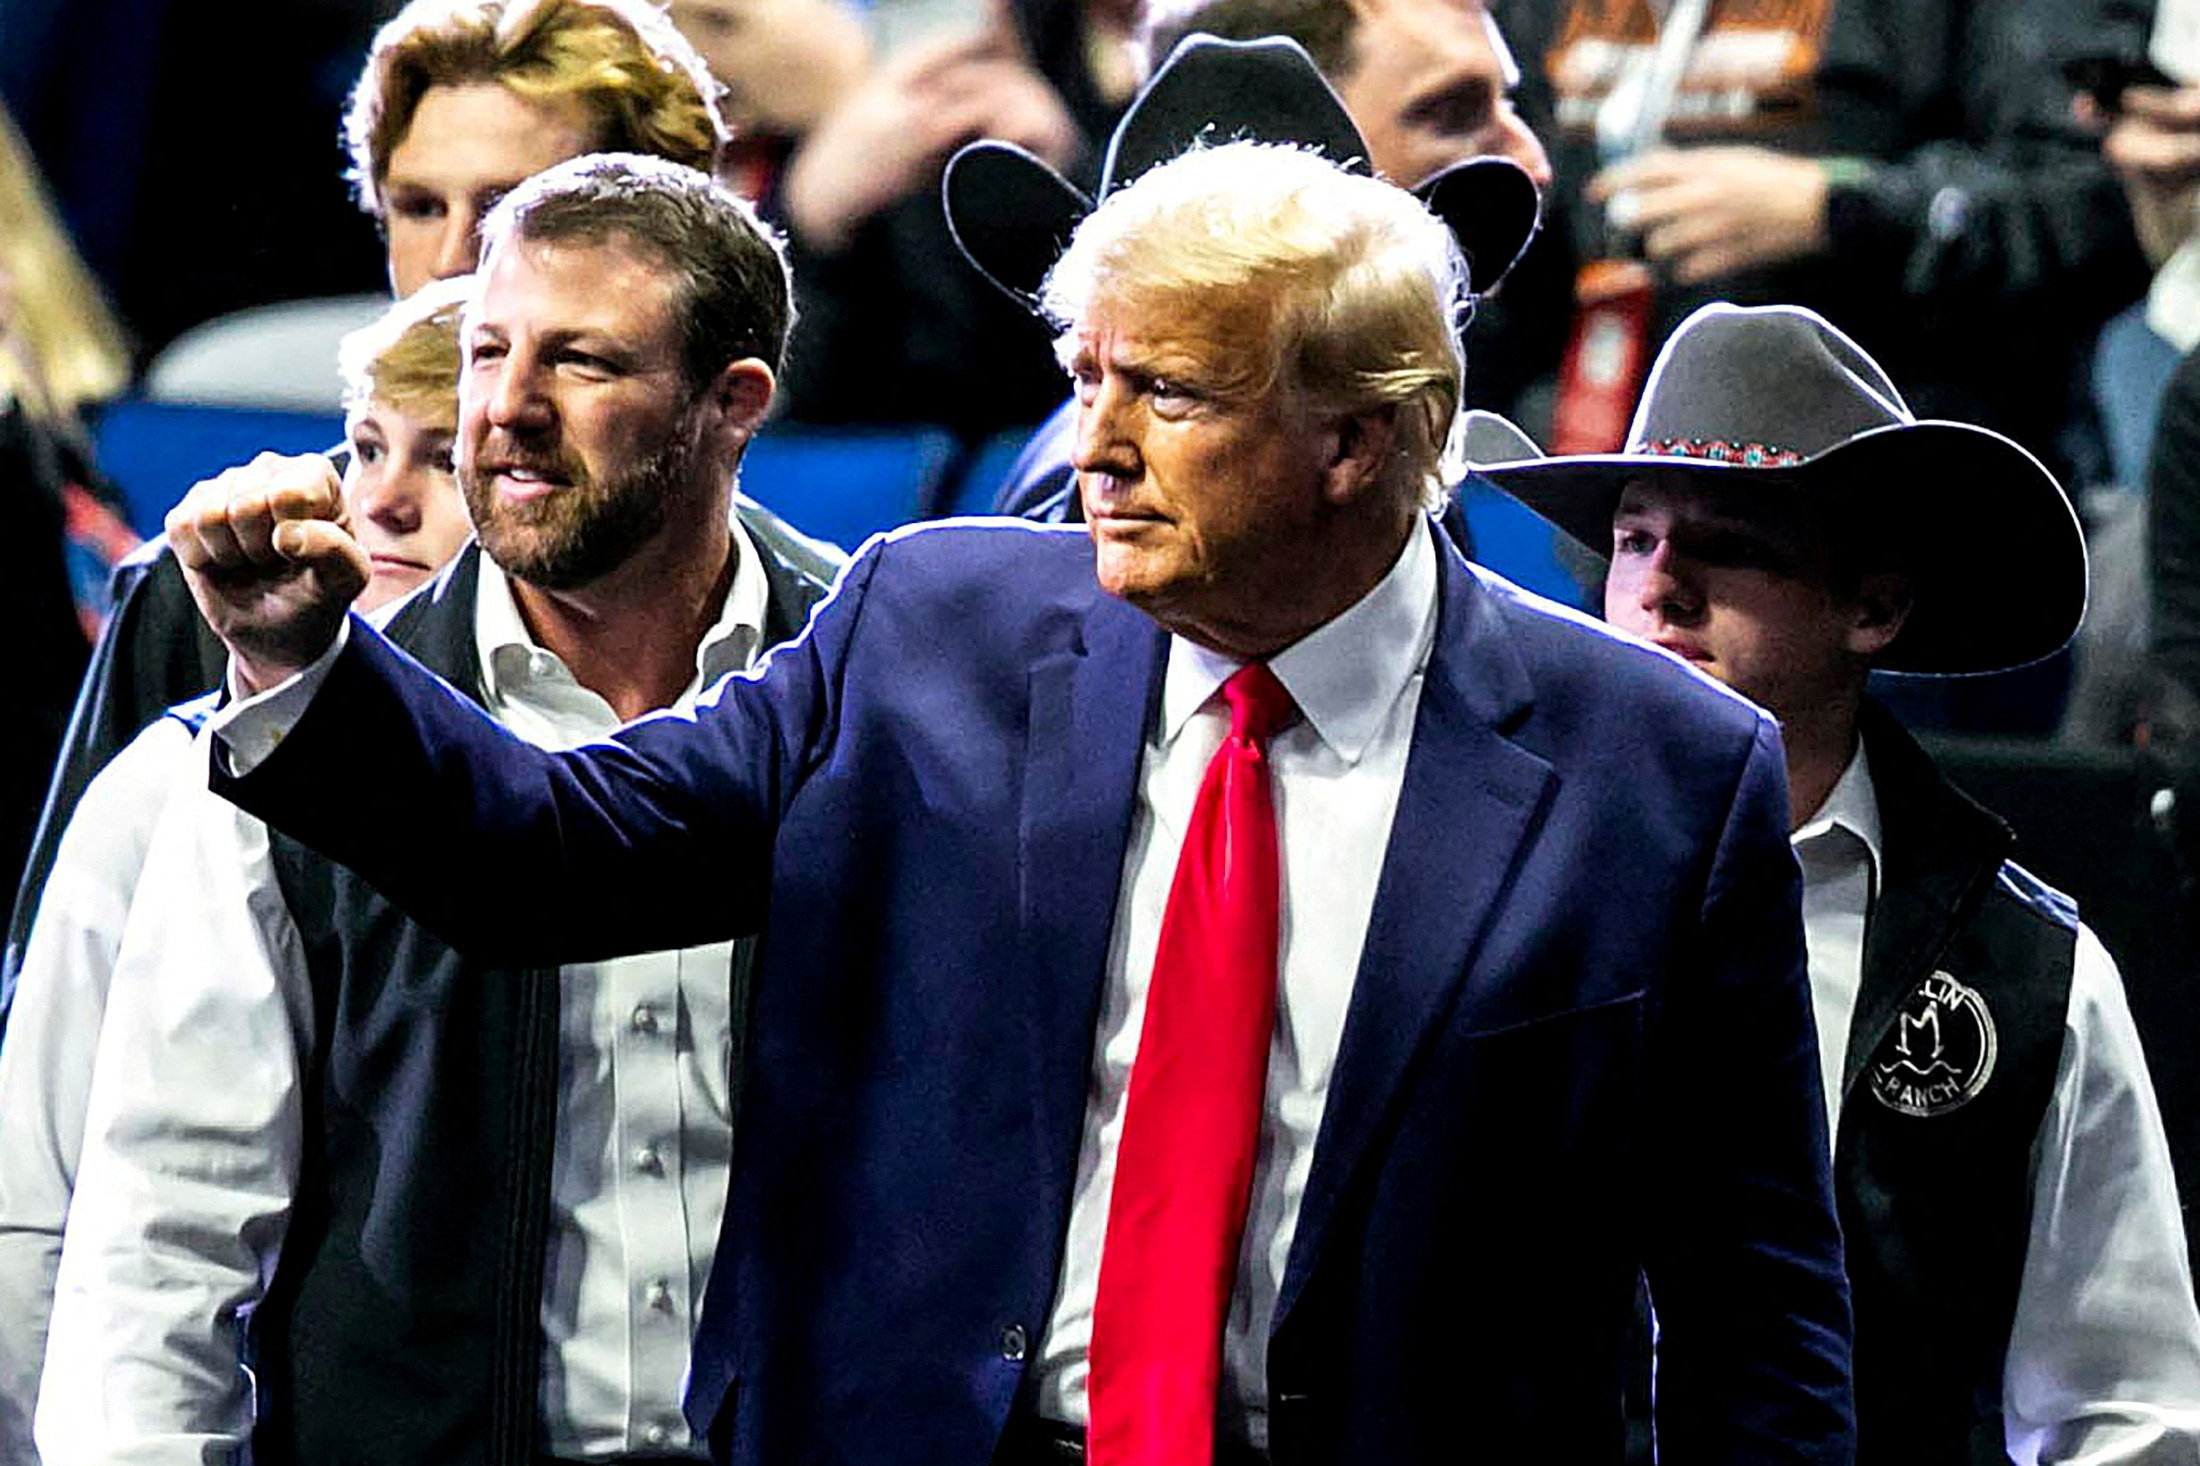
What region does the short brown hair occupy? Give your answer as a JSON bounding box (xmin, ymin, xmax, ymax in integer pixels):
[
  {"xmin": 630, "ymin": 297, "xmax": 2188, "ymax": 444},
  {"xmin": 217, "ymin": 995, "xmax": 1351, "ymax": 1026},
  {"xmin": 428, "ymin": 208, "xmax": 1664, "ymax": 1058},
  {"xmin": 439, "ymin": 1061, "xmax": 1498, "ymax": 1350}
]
[
  {"xmin": 345, "ymin": 0, "xmax": 728, "ymax": 219},
  {"xmin": 481, "ymin": 152, "xmax": 795, "ymax": 383}
]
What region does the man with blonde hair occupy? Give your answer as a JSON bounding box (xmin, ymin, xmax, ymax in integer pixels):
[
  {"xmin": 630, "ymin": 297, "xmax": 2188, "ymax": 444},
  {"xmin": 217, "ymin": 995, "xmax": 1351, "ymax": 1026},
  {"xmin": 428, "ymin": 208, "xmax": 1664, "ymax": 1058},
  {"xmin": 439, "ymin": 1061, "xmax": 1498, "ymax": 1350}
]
[{"xmin": 172, "ymin": 140, "xmax": 1852, "ymax": 1464}]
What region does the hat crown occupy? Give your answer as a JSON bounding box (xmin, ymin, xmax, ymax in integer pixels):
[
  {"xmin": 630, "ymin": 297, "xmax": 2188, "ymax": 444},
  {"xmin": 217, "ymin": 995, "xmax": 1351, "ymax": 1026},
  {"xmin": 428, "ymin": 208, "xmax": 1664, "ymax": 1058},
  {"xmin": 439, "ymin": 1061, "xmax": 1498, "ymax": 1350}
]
[
  {"xmin": 1628, "ymin": 303, "xmax": 1914, "ymax": 465},
  {"xmin": 1098, "ymin": 34, "xmax": 1367, "ymax": 199}
]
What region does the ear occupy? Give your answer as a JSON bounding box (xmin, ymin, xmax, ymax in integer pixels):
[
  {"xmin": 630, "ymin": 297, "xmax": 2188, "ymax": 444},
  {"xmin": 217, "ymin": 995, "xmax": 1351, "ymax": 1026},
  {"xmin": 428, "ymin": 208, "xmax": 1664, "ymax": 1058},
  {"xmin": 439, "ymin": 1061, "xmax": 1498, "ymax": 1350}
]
[
  {"xmin": 1844, "ymin": 571, "xmax": 1914, "ymax": 659},
  {"xmin": 1321, "ymin": 405, "xmax": 1401, "ymax": 507},
  {"xmin": 700, "ymin": 358, "xmax": 777, "ymax": 450}
]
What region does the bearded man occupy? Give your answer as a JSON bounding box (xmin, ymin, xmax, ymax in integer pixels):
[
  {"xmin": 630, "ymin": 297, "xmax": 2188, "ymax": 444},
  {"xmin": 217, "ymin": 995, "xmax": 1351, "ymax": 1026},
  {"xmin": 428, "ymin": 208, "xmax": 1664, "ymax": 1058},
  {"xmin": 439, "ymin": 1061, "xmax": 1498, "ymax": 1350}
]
[{"xmin": 36, "ymin": 155, "xmax": 840, "ymax": 1466}]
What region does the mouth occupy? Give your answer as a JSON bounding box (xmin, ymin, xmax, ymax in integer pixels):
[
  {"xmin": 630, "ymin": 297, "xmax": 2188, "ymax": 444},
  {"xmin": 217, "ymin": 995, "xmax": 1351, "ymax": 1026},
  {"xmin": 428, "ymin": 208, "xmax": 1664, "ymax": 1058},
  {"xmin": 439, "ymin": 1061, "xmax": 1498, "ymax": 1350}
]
[
  {"xmin": 488, "ymin": 465, "xmax": 568, "ymax": 503},
  {"xmin": 476, "ymin": 450, "xmax": 575, "ymax": 504},
  {"xmin": 370, "ymin": 553, "xmax": 432, "ymax": 575},
  {"xmin": 1654, "ymin": 637, "xmax": 1712, "ymax": 665}
]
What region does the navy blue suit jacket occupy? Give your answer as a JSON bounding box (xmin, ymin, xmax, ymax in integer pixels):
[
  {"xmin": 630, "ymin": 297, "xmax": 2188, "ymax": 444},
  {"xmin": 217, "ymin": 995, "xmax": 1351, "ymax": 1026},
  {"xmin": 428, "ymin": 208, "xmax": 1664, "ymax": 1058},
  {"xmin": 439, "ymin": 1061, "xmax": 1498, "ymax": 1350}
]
[{"xmin": 221, "ymin": 519, "xmax": 1853, "ymax": 1464}]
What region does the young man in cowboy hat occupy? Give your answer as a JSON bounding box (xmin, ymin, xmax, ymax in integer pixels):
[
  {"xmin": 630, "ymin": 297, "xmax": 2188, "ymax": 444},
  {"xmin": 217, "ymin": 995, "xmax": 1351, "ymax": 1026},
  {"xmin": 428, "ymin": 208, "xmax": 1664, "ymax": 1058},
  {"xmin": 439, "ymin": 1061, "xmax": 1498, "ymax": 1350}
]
[{"xmin": 1485, "ymin": 300, "xmax": 2200, "ymax": 1464}]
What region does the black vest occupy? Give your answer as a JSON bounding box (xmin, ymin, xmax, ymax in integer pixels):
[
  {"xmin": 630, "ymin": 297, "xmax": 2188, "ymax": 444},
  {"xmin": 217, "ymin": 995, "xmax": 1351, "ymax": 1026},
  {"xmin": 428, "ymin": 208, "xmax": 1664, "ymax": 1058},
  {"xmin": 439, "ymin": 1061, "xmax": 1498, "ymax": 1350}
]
[
  {"xmin": 249, "ymin": 511, "xmax": 836, "ymax": 1466},
  {"xmin": 1837, "ymin": 706, "xmax": 2077, "ymax": 1466}
]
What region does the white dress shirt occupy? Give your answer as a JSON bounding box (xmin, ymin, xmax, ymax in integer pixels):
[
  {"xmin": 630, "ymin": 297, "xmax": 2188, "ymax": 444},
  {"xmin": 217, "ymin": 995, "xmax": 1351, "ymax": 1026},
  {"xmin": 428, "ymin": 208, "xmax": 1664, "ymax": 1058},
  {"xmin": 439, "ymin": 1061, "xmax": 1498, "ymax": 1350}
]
[
  {"xmin": 43, "ymin": 524, "xmax": 772, "ymax": 1464},
  {"xmin": 0, "ymin": 715, "xmax": 197, "ymax": 1464},
  {"xmin": 1032, "ymin": 512, "xmax": 1441, "ymax": 1449},
  {"xmin": 1793, "ymin": 745, "xmax": 2200, "ymax": 1464}
]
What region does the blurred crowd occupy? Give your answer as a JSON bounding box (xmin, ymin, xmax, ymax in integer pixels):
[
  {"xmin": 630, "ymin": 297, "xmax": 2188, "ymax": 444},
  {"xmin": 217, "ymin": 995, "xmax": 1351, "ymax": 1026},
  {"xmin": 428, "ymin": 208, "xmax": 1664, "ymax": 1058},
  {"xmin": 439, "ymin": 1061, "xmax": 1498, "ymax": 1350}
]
[{"xmin": 6, "ymin": 0, "xmax": 2200, "ymax": 785}]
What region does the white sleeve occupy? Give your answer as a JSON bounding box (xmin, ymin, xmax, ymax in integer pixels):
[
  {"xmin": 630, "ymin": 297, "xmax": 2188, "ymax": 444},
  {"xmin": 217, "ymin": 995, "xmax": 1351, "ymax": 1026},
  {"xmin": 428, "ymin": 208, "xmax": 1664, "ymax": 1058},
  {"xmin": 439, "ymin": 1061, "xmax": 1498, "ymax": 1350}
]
[
  {"xmin": 0, "ymin": 718, "xmax": 195, "ymax": 1461},
  {"xmin": 209, "ymin": 616, "xmax": 350, "ymax": 777},
  {"xmin": 34, "ymin": 729, "xmax": 314, "ymax": 1466},
  {"xmin": 2004, "ymin": 925, "xmax": 2200, "ymax": 1464}
]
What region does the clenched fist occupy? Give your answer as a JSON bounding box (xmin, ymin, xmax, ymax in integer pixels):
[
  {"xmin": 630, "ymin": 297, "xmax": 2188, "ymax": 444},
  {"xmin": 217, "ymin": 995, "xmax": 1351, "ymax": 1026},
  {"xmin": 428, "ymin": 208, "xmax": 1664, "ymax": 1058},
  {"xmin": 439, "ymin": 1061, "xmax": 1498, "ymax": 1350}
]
[{"xmin": 166, "ymin": 452, "xmax": 372, "ymax": 694}]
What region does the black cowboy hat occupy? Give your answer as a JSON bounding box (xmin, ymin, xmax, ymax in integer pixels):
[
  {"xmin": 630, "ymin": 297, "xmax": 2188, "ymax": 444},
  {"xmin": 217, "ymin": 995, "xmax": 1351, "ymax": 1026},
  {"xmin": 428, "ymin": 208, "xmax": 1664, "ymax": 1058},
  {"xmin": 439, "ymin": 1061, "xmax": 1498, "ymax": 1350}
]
[
  {"xmin": 942, "ymin": 33, "xmax": 1541, "ymax": 309},
  {"xmin": 1477, "ymin": 302, "xmax": 2088, "ymax": 675}
]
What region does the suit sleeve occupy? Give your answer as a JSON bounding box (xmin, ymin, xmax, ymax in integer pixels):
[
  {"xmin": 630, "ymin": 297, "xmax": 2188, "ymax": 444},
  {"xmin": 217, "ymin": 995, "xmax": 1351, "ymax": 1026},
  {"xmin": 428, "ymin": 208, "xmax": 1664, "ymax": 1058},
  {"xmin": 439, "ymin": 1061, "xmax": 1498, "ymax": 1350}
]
[
  {"xmin": 1644, "ymin": 715, "xmax": 1857, "ymax": 1463},
  {"xmin": 1816, "ymin": 0, "xmax": 2149, "ymax": 326},
  {"xmin": 212, "ymin": 539, "xmax": 887, "ymax": 970}
]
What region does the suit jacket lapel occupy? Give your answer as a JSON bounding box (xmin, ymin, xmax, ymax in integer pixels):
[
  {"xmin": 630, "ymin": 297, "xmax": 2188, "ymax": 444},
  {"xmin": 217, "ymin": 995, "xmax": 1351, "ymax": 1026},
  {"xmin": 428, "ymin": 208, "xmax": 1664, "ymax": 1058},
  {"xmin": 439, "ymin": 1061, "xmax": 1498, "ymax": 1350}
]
[
  {"xmin": 1017, "ymin": 590, "xmax": 1166, "ymax": 1227},
  {"xmin": 1278, "ymin": 553, "xmax": 1555, "ymax": 1323}
]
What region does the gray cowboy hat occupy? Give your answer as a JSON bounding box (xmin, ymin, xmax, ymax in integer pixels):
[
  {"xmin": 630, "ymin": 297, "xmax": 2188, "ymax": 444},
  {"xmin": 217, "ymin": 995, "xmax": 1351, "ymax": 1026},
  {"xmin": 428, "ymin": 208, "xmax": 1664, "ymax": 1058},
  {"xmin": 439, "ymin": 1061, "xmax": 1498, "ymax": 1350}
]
[
  {"xmin": 1477, "ymin": 302, "xmax": 2087, "ymax": 675},
  {"xmin": 942, "ymin": 33, "xmax": 1542, "ymax": 309}
]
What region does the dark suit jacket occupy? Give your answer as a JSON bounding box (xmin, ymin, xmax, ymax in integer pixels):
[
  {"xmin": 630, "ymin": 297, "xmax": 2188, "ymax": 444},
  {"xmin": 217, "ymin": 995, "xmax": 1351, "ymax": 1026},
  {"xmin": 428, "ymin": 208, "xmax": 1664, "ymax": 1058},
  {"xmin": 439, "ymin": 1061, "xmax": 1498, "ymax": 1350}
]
[{"xmin": 221, "ymin": 519, "xmax": 1854, "ymax": 1464}]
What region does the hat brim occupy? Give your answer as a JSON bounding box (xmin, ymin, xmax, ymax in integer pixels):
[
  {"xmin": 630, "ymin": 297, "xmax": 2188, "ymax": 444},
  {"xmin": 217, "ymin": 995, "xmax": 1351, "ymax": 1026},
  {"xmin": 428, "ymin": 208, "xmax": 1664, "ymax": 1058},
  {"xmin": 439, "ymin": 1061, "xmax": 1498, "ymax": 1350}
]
[
  {"xmin": 1414, "ymin": 156, "xmax": 1541, "ymax": 296},
  {"xmin": 943, "ymin": 140, "xmax": 1091, "ymax": 310},
  {"xmin": 1480, "ymin": 421, "xmax": 2088, "ymax": 675},
  {"xmin": 944, "ymin": 33, "xmax": 1541, "ymax": 305}
]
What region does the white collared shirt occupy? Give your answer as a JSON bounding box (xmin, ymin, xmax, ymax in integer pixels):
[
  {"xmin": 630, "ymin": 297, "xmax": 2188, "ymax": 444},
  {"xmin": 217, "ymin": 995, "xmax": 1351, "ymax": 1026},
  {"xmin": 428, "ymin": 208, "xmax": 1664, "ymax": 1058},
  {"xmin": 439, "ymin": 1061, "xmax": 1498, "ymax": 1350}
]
[
  {"xmin": 1793, "ymin": 745, "xmax": 2200, "ymax": 1463},
  {"xmin": 42, "ymin": 521, "xmax": 772, "ymax": 1463},
  {"xmin": 473, "ymin": 524, "xmax": 765, "ymax": 1458},
  {"xmin": 1033, "ymin": 512, "xmax": 1442, "ymax": 1448}
]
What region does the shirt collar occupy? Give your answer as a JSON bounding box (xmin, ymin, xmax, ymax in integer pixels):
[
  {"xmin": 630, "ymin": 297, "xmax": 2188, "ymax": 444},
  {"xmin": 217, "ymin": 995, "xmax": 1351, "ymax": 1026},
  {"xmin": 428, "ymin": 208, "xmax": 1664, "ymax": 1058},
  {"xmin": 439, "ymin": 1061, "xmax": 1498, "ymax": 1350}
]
[
  {"xmin": 475, "ymin": 510, "xmax": 771, "ymax": 705},
  {"xmin": 1159, "ymin": 511, "xmax": 1440, "ymax": 763},
  {"xmin": 1791, "ymin": 737, "xmax": 1883, "ymax": 898}
]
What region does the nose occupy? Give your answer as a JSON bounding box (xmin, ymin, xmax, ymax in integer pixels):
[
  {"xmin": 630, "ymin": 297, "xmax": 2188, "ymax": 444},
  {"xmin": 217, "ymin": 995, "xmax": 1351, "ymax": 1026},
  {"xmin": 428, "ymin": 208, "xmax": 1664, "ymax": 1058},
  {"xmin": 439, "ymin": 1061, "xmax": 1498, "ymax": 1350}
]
[
  {"xmin": 353, "ymin": 458, "xmax": 428, "ymax": 534},
  {"xmin": 1497, "ymin": 112, "xmax": 1554, "ymax": 191},
  {"xmin": 1630, "ymin": 542, "xmax": 1703, "ymax": 625},
  {"xmin": 1070, "ymin": 376, "xmax": 1140, "ymax": 485},
  {"xmin": 431, "ymin": 206, "xmax": 481, "ymax": 281},
  {"xmin": 477, "ymin": 353, "xmax": 553, "ymax": 437}
]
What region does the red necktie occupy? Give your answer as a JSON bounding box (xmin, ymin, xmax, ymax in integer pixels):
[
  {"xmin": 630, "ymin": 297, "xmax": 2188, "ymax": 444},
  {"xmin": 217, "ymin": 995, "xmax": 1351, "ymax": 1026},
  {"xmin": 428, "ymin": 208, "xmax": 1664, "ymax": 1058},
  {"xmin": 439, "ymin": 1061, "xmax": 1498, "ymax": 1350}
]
[{"xmin": 1087, "ymin": 662, "xmax": 1298, "ymax": 1466}]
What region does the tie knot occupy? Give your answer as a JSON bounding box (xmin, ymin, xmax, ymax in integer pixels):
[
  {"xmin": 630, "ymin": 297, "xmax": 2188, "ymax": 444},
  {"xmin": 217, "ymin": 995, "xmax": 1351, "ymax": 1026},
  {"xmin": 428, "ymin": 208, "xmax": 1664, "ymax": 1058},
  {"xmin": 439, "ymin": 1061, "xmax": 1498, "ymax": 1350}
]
[{"xmin": 1221, "ymin": 662, "xmax": 1297, "ymax": 745}]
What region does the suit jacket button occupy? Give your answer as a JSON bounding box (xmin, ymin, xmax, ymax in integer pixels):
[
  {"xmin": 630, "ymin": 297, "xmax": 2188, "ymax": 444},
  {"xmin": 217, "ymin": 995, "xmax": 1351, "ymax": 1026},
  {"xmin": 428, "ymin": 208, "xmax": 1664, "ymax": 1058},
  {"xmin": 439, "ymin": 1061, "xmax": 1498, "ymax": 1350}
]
[{"xmin": 1000, "ymin": 1324, "xmax": 1028, "ymax": 1362}]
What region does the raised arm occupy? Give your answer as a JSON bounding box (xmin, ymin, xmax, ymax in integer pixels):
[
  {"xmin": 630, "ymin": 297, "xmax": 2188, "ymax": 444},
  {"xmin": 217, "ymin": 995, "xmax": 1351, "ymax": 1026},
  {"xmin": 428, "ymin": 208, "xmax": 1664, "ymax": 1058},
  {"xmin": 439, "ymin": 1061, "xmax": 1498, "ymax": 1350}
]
[{"xmin": 169, "ymin": 460, "xmax": 870, "ymax": 969}]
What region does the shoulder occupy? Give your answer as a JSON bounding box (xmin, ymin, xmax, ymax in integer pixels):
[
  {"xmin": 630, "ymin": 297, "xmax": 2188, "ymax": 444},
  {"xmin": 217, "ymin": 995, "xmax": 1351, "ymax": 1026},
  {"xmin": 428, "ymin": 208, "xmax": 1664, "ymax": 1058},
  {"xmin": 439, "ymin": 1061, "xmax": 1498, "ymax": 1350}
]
[
  {"xmin": 852, "ymin": 517, "xmax": 1101, "ymax": 622},
  {"xmin": 106, "ymin": 537, "xmax": 188, "ymax": 610},
  {"xmin": 43, "ymin": 713, "xmax": 201, "ymax": 907},
  {"xmin": 735, "ymin": 493, "xmax": 847, "ymax": 589},
  {"xmin": 1459, "ymin": 558, "xmax": 1776, "ymax": 763},
  {"xmin": 1991, "ymin": 858, "xmax": 2082, "ymax": 938}
]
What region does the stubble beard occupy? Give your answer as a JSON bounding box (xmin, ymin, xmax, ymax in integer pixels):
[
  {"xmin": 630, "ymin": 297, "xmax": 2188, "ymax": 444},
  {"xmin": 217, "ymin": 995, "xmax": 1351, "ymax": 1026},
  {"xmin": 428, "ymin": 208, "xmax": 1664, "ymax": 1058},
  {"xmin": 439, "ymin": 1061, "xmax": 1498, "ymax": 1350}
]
[{"xmin": 464, "ymin": 412, "xmax": 702, "ymax": 592}]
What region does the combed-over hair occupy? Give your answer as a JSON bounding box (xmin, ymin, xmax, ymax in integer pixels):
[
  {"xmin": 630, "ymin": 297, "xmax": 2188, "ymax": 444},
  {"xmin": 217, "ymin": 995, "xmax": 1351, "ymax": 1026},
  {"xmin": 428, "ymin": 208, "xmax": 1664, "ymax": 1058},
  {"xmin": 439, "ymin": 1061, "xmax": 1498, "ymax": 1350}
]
[{"xmin": 1042, "ymin": 140, "xmax": 1469, "ymax": 509}]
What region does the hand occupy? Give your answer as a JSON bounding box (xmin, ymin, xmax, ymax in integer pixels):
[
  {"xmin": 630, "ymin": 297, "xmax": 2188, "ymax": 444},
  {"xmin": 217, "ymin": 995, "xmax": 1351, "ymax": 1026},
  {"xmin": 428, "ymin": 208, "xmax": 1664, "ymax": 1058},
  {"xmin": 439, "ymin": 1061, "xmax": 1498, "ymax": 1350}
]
[
  {"xmin": 782, "ymin": 12, "xmax": 1077, "ymax": 252},
  {"xmin": 2098, "ymin": 85, "xmax": 2200, "ymax": 266},
  {"xmin": 165, "ymin": 453, "xmax": 369, "ymax": 695},
  {"xmin": 1590, "ymin": 146, "xmax": 1831, "ymax": 283}
]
